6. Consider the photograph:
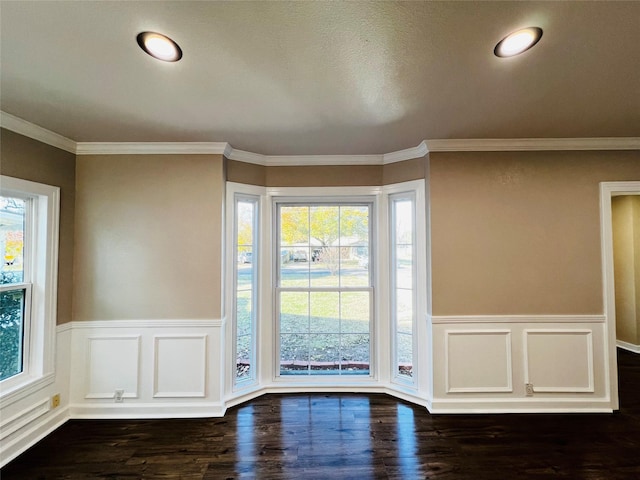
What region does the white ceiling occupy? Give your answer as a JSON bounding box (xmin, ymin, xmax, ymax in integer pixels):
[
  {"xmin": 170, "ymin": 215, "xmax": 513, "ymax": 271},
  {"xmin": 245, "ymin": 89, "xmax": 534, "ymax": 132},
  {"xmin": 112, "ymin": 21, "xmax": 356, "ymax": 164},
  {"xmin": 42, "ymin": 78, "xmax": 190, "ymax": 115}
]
[{"xmin": 1, "ymin": 1, "xmax": 639, "ymax": 156}]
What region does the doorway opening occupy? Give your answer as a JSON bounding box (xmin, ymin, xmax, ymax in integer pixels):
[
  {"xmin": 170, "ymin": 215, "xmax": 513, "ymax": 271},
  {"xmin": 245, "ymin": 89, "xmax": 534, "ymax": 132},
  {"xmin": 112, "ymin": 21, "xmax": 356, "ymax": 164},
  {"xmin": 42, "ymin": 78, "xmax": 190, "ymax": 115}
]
[{"xmin": 600, "ymin": 181, "xmax": 640, "ymax": 410}]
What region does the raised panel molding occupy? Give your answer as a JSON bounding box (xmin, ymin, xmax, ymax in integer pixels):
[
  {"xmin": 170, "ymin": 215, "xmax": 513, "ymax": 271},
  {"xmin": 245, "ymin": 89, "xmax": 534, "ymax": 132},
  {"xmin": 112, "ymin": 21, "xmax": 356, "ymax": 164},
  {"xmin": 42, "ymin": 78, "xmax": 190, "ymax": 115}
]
[
  {"xmin": 153, "ymin": 335, "xmax": 207, "ymax": 398},
  {"xmin": 85, "ymin": 336, "xmax": 140, "ymax": 399},
  {"xmin": 445, "ymin": 330, "xmax": 513, "ymax": 393},
  {"xmin": 524, "ymin": 330, "xmax": 594, "ymax": 393},
  {"xmin": 0, "ymin": 398, "xmax": 50, "ymax": 441}
]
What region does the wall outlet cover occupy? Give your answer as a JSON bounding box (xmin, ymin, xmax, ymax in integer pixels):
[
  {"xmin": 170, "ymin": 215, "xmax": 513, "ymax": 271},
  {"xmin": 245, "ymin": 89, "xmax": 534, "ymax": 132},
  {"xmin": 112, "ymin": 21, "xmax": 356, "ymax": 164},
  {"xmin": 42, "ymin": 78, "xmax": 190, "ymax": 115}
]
[{"xmin": 114, "ymin": 389, "xmax": 125, "ymax": 403}]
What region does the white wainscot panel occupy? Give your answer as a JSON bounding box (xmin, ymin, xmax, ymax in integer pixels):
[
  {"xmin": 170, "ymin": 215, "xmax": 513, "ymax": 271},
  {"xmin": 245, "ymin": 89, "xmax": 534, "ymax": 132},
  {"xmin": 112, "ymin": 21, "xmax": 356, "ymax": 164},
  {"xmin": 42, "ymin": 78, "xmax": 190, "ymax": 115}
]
[
  {"xmin": 525, "ymin": 330, "xmax": 594, "ymax": 393},
  {"xmin": 86, "ymin": 336, "xmax": 140, "ymax": 399},
  {"xmin": 154, "ymin": 335, "xmax": 207, "ymax": 398},
  {"xmin": 445, "ymin": 330, "xmax": 512, "ymax": 393}
]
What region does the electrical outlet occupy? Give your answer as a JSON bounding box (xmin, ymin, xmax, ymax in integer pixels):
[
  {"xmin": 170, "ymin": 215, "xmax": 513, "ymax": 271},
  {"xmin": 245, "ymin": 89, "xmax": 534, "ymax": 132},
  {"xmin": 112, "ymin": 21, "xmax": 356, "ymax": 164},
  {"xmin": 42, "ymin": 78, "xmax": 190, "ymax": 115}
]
[
  {"xmin": 525, "ymin": 383, "xmax": 534, "ymax": 396},
  {"xmin": 51, "ymin": 394, "xmax": 61, "ymax": 408},
  {"xmin": 114, "ymin": 389, "xmax": 125, "ymax": 403}
]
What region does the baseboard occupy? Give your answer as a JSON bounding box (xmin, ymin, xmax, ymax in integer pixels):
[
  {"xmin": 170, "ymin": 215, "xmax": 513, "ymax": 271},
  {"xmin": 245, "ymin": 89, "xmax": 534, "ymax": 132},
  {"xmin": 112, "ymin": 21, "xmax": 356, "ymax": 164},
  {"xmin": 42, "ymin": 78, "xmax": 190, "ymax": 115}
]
[
  {"xmin": 383, "ymin": 387, "xmax": 430, "ymax": 410},
  {"xmin": 0, "ymin": 407, "xmax": 69, "ymax": 468},
  {"xmin": 69, "ymin": 402, "xmax": 226, "ymax": 419},
  {"xmin": 617, "ymin": 340, "xmax": 640, "ymax": 354},
  {"xmin": 428, "ymin": 398, "xmax": 614, "ymax": 414}
]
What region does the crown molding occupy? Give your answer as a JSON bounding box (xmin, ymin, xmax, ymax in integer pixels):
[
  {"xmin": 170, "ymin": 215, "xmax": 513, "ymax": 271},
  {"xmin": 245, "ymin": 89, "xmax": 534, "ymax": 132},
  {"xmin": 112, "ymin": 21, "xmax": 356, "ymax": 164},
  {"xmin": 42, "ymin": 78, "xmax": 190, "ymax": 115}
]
[
  {"xmin": 225, "ymin": 141, "xmax": 429, "ymax": 167},
  {"xmin": 75, "ymin": 142, "xmax": 228, "ymax": 155},
  {"xmin": 382, "ymin": 140, "xmax": 429, "ymax": 164},
  {"xmin": 2, "ymin": 111, "xmax": 638, "ymax": 161},
  {"xmin": 227, "ymin": 148, "xmax": 385, "ymax": 166},
  {"xmin": 265, "ymin": 154, "xmax": 384, "ymax": 167},
  {"xmin": 225, "ymin": 148, "xmax": 268, "ymax": 165},
  {"xmin": 426, "ymin": 137, "xmax": 640, "ymax": 152},
  {"xmin": 0, "ymin": 111, "xmax": 76, "ymax": 154}
]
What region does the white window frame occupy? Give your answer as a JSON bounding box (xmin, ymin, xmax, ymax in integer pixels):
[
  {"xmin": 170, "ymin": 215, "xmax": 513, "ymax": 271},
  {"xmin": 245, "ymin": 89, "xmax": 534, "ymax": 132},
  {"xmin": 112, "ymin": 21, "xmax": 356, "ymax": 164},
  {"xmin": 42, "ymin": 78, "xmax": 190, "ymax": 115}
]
[
  {"xmin": 232, "ymin": 193, "xmax": 260, "ymax": 389},
  {"xmin": 389, "ymin": 191, "xmax": 417, "ymax": 387},
  {"xmin": 0, "ymin": 176, "xmax": 60, "ymax": 405},
  {"xmin": 273, "ymin": 197, "xmax": 376, "ymax": 381},
  {"xmin": 224, "ymin": 180, "xmax": 428, "ymax": 397},
  {"xmin": 225, "ymin": 183, "xmax": 266, "ymax": 397},
  {"xmin": 384, "ymin": 180, "xmax": 427, "ymax": 392}
]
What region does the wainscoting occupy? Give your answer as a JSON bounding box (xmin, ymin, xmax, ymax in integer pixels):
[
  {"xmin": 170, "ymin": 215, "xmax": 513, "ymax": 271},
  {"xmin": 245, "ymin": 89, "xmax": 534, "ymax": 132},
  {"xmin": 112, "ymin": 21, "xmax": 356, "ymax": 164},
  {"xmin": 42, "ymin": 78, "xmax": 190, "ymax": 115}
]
[
  {"xmin": 68, "ymin": 319, "xmax": 226, "ymax": 419},
  {"xmin": 429, "ymin": 315, "xmax": 613, "ymax": 413},
  {"xmin": 2, "ymin": 314, "xmax": 621, "ymax": 468},
  {"xmin": 0, "ymin": 324, "xmax": 72, "ymax": 467}
]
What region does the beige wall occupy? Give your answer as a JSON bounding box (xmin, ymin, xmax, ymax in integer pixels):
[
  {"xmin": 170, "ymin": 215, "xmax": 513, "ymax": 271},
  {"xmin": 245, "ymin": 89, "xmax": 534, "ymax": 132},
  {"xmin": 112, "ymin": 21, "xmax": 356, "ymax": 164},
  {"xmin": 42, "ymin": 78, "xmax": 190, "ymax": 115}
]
[
  {"xmin": 0, "ymin": 129, "xmax": 76, "ymax": 324},
  {"xmin": 382, "ymin": 157, "xmax": 428, "ymax": 185},
  {"xmin": 73, "ymin": 154, "xmax": 225, "ymax": 321},
  {"xmin": 612, "ymin": 196, "xmax": 640, "ymax": 344},
  {"xmin": 430, "ymin": 150, "xmax": 640, "ymax": 316},
  {"xmin": 225, "ymin": 157, "xmax": 427, "ymax": 187}
]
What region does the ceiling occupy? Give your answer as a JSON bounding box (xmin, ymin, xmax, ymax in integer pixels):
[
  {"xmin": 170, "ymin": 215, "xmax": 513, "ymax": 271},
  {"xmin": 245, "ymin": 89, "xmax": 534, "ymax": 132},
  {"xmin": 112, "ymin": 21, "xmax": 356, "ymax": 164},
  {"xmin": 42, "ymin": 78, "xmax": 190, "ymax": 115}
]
[{"xmin": 1, "ymin": 1, "xmax": 639, "ymax": 156}]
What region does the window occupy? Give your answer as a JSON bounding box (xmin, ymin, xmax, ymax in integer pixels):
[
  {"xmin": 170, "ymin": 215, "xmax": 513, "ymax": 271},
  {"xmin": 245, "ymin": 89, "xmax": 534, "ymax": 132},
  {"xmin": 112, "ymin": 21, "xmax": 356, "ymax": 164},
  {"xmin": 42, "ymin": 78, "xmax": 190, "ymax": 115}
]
[
  {"xmin": 0, "ymin": 176, "xmax": 59, "ymax": 399},
  {"xmin": 276, "ymin": 202, "xmax": 373, "ymax": 376},
  {"xmin": 233, "ymin": 195, "xmax": 259, "ymax": 386},
  {"xmin": 0, "ymin": 196, "xmax": 29, "ymax": 381},
  {"xmin": 226, "ymin": 181, "xmax": 426, "ymax": 398},
  {"xmin": 390, "ymin": 193, "xmax": 416, "ymax": 384}
]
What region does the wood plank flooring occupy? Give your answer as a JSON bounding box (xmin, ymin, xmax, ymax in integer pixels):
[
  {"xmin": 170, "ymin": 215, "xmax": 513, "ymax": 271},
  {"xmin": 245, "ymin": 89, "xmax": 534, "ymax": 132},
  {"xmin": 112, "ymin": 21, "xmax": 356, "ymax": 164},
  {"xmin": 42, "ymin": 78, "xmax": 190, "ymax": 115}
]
[{"xmin": 3, "ymin": 349, "xmax": 640, "ymax": 479}]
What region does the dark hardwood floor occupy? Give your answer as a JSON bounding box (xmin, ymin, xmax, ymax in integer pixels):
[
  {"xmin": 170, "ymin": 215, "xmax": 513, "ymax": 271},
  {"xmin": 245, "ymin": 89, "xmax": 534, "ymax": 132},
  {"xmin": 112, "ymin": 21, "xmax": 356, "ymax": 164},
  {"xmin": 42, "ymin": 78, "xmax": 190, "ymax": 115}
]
[{"xmin": 3, "ymin": 349, "xmax": 640, "ymax": 479}]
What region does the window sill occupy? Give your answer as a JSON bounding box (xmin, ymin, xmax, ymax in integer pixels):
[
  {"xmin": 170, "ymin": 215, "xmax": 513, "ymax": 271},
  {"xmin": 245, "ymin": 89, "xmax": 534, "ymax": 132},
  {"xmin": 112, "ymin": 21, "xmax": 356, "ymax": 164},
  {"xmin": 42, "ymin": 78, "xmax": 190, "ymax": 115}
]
[{"xmin": 0, "ymin": 372, "xmax": 55, "ymax": 408}]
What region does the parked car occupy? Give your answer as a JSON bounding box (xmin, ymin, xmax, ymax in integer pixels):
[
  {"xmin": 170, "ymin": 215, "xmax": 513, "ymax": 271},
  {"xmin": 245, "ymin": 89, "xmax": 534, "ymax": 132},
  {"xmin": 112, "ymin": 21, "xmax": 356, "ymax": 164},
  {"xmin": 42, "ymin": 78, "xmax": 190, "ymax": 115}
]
[
  {"xmin": 292, "ymin": 250, "xmax": 308, "ymax": 262},
  {"xmin": 238, "ymin": 252, "xmax": 252, "ymax": 264}
]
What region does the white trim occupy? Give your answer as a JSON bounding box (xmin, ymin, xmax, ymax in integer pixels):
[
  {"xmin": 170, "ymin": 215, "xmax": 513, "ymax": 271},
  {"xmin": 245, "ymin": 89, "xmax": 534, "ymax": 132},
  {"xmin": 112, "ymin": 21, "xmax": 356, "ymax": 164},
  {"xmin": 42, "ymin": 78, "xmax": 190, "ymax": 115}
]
[
  {"xmin": 445, "ymin": 330, "xmax": 513, "ymax": 393},
  {"xmin": 383, "ymin": 141, "xmax": 429, "ymax": 164},
  {"xmin": 0, "ymin": 398, "xmax": 50, "ymax": 441},
  {"xmin": 3, "ymin": 111, "xmax": 639, "ymax": 158},
  {"xmin": 68, "ymin": 402, "xmax": 226, "ymax": 419},
  {"xmin": 152, "ymin": 335, "xmax": 207, "ymax": 398},
  {"xmin": 85, "ymin": 335, "xmax": 141, "ymax": 399},
  {"xmin": 0, "ymin": 112, "xmax": 76, "ymax": 154},
  {"xmin": 3, "ymin": 111, "xmax": 640, "ymax": 158},
  {"xmin": 226, "ymin": 148, "xmax": 268, "ymax": 165},
  {"xmin": 68, "ymin": 319, "xmax": 223, "ymax": 329},
  {"xmin": 426, "ymin": 137, "xmax": 640, "ymax": 152},
  {"xmin": 617, "ymin": 340, "xmax": 640, "ymax": 354},
  {"xmin": 0, "ymin": 374, "xmax": 55, "ymax": 409},
  {"xmin": 0, "ymin": 176, "xmax": 60, "ymax": 407},
  {"xmin": 432, "ymin": 315, "xmax": 605, "ymax": 324},
  {"xmin": 229, "ymin": 141, "xmax": 429, "ymax": 166},
  {"xmin": 75, "ymin": 142, "xmax": 228, "ymax": 155},
  {"xmin": 55, "ymin": 322, "xmax": 73, "ymax": 334},
  {"xmin": 600, "ymin": 181, "xmax": 640, "ymax": 410},
  {"xmin": 0, "ymin": 406, "xmax": 69, "ymax": 468},
  {"xmin": 225, "ymin": 183, "xmax": 266, "ymax": 399},
  {"xmin": 266, "ymin": 154, "xmax": 383, "ymax": 166},
  {"xmin": 229, "ymin": 149, "xmax": 386, "ymax": 166},
  {"xmin": 266, "ymin": 185, "xmax": 383, "ymax": 197},
  {"xmin": 229, "ymin": 193, "xmax": 261, "ymax": 391},
  {"xmin": 429, "ymin": 403, "xmax": 613, "ymax": 414},
  {"xmin": 523, "ymin": 329, "xmax": 595, "ymax": 393}
]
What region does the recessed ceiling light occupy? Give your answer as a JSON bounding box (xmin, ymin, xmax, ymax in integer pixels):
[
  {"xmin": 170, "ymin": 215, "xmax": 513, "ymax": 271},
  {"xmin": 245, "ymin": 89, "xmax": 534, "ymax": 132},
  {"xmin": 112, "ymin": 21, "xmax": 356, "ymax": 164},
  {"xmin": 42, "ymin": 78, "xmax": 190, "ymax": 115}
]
[
  {"xmin": 494, "ymin": 27, "xmax": 543, "ymax": 58},
  {"xmin": 136, "ymin": 32, "xmax": 182, "ymax": 62}
]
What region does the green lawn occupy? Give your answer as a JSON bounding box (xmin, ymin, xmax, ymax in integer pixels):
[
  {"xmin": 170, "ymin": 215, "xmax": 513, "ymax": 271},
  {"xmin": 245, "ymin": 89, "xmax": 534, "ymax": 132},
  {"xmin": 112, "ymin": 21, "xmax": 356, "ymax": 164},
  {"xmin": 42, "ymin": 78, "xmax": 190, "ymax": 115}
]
[{"xmin": 235, "ymin": 259, "xmax": 413, "ymax": 376}]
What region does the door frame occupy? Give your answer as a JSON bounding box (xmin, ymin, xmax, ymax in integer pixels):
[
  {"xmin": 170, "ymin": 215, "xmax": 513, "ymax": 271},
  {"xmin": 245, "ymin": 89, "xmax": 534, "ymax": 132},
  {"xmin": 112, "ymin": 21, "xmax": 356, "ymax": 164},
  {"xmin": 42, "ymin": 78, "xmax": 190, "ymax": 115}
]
[{"xmin": 600, "ymin": 181, "xmax": 640, "ymax": 410}]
